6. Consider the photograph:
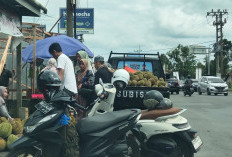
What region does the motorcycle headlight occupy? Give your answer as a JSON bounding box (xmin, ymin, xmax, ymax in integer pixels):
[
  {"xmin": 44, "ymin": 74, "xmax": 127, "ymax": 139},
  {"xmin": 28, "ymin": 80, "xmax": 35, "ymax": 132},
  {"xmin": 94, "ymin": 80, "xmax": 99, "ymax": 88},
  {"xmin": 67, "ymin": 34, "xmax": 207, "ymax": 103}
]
[{"xmin": 24, "ymin": 113, "xmax": 57, "ymax": 133}]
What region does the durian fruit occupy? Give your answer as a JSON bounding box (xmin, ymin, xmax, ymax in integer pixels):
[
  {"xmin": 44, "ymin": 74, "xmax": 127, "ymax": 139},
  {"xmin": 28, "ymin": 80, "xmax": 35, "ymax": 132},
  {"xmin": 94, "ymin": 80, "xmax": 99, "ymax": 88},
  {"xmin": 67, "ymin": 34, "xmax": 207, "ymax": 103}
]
[
  {"xmin": 131, "ymin": 80, "xmax": 138, "ymax": 86},
  {"xmin": 129, "ymin": 73, "xmax": 135, "ymax": 80},
  {"xmin": 153, "ymin": 81, "xmax": 158, "ymax": 86},
  {"xmin": 0, "ymin": 137, "xmax": 6, "ymax": 151},
  {"xmin": 152, "ymin": 84, "xmax": 158, "ymax": 87},
  {"xmin": 159, "ymin": 78, "xmax": 164, "ymax": 82},
  {"xmin": 158, "ymin": 80, "xmax": 167, "ymax": 87},
  {"xmin": 148, "ymin": 78, "xmax": 155, "ymax": 85},
  {"xmin": 135, "ymin": 71, "xmax": 142, "ymax": 75},
  {"xmin": 138, "ymin": 74, "xmax": 143, "ymax": 80},
  {"xmin": 133, "ymin": 75, "xmax": 140, "ymax": 81},
  {"xmin": 137, "ymin": 80, "xmax": 145, "ymax": 86},
  {"xmin": 0, "ymin": 122, "xmax": 12, "ymax": 138},
  {"xmin": 153, "ymin": 76, "xmax": 158, "ymax": 82},
  {"xmin": 0, "ymin": 117, "xmax": 8, "ymax": 123},
  {"xmin": 145, "ymin": 80, "xmax": 152, "ymax": 87},
  {"xmin": 143, "ymin": 73, "xmax": 148, "ymax": 79},
  {"xmin": 10, "ymin": 121, "xmax": 23, "ymax": 135},
  {"xmin": 7, "ymin": 134, "xmax": 18, "ymax": 150},
  {"xmin": 146, "ymin": 72, "xmax": 153, "ymax": 79}
]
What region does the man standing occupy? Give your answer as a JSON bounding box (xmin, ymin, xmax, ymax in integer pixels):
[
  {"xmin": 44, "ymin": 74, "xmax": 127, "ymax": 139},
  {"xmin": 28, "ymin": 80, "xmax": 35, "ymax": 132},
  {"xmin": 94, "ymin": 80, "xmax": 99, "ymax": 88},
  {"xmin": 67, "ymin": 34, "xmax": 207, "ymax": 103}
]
[
  {"xmin": 49, "ymin": 43, "xmax": 77, "ymax": 96},
  {"xmin": 0, "ymin": 64, "xmax": 14, "ymax": 87},
  {"xmin": 94, "ymin": 55, "xmax": 113, "ymax": 85}
]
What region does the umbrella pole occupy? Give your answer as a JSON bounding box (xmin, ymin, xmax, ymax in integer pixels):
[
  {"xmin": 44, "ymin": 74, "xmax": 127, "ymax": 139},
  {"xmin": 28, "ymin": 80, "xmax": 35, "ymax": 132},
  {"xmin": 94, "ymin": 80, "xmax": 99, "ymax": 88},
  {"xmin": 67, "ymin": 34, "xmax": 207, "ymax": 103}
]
[{"xmin": 32, "ymin": 25, "xmax": 36, "ymax": 94}]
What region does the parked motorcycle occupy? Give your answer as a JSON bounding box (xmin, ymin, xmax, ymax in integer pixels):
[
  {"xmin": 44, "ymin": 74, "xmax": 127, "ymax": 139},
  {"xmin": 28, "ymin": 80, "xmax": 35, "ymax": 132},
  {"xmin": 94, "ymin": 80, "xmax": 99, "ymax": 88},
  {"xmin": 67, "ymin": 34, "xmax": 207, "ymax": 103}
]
[
  {"xmin": 88, "ymin": 69, "xmax": 203, "ymax": 157},
  {"xmin": 7, "ymin": 70, "xmax": 141, "ymax": 157},
  {"xmin": 183, "ymin": 84, "xmax": 195, "ymax": 96}
]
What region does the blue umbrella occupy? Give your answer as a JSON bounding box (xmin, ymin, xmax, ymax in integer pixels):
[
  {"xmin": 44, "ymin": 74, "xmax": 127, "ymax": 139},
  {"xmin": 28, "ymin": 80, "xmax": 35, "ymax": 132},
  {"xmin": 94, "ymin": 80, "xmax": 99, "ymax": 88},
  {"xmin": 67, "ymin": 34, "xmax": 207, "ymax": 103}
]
[{"xmin": 22, "ymin": 35, "xmax": 94, "ymax": 62}]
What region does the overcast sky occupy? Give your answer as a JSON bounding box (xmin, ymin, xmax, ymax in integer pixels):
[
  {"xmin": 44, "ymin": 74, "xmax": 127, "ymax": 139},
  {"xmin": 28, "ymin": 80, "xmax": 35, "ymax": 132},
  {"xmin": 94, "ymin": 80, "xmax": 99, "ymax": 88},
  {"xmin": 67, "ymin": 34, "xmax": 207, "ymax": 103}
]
[{"xmin": 23, "ymin": 0, "xmax": 232, "ymax": 59}]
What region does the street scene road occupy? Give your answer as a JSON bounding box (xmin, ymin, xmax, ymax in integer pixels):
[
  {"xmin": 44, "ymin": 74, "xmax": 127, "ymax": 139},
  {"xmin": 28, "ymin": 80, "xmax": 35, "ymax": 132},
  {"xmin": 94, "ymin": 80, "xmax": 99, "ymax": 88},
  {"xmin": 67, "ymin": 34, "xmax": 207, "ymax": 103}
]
[
  {"xmin": 170, "ymin": 91, "xmax": 232, "ymax": 157},
  {"xmin": 0, "ymin": 91, "xmax": 231, "ymax": 157}
]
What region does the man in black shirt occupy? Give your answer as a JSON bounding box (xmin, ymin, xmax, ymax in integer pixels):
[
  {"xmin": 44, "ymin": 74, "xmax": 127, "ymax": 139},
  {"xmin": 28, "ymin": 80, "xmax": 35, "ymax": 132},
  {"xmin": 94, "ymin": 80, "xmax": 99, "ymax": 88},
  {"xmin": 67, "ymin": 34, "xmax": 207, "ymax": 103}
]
[
  {"xmin": 0, "ymin": 64, "xmax": 14, "ymax": 87},
  {"xmin": 94, "ymin": 55, "xmax": 113, "ymax": 85}
]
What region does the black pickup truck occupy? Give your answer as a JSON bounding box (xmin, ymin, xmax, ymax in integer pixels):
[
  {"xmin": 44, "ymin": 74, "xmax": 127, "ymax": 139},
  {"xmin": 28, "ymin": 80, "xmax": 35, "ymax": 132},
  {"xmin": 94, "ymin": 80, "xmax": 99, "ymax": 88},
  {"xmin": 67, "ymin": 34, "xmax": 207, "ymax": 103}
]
[{"xmin": 108, "ymin": 52, "xmax": 170, "ymax": 110}]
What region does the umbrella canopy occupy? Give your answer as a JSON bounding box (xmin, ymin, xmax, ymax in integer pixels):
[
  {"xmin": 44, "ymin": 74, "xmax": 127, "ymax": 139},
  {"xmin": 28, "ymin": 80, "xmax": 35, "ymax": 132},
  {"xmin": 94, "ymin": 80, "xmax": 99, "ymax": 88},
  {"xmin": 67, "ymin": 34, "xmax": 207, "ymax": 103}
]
[{"xmin": 22, "ymin": 35, "xmax": 94, "ymax": 62}]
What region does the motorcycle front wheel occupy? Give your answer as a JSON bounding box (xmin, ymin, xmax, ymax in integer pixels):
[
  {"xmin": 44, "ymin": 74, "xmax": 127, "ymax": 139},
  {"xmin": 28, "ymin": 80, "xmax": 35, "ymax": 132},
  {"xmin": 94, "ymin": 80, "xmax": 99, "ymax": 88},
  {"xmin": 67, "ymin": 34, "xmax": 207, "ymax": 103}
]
[{"xmin": 7, "ymin": 147, "xmax": 41, "ymax": 157}]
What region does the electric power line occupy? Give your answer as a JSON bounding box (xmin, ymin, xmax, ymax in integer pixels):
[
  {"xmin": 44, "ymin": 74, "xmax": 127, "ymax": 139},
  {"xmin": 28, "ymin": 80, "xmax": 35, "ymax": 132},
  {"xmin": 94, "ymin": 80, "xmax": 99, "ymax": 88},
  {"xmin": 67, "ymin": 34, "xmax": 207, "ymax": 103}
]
[{"xmin": 36, "ymin": 0, "xmax": 50, "ymax": 23}]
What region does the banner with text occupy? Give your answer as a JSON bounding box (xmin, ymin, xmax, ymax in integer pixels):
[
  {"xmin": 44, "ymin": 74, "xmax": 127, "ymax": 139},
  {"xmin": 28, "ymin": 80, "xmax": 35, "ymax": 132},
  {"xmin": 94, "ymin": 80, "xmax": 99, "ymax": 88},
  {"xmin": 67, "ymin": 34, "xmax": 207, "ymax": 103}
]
[{"xmin": 59, "ymin": 8, "xmax": 94, "ymax": 34}]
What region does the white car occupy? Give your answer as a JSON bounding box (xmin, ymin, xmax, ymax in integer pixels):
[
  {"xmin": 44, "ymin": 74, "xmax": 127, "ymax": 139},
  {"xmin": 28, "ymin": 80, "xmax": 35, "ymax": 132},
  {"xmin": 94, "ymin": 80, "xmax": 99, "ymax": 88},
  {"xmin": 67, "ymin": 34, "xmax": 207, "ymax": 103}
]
[{"xmin": 198, "ymin": 76, "xmax": 228, "ymax": 96}]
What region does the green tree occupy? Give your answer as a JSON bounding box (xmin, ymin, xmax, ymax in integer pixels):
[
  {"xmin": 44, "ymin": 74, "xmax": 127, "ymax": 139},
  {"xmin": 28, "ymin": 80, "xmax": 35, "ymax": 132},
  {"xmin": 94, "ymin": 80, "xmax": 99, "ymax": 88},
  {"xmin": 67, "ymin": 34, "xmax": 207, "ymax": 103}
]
[
  {"xmin": 160, "ymin": 54, "xmax": 171, "ymax": 72},
  {"xmin": 167, "ymin": 44, "xmax": 197, "ymax": 78}
]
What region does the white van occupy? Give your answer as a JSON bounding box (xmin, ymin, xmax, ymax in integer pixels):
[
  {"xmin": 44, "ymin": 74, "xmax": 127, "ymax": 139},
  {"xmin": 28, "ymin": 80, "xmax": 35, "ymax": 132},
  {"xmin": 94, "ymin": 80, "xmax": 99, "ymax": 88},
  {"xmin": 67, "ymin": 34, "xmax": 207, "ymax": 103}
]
[{"xmin": 198, "ymin": 76, "xmax": 228, "ymax": 96}]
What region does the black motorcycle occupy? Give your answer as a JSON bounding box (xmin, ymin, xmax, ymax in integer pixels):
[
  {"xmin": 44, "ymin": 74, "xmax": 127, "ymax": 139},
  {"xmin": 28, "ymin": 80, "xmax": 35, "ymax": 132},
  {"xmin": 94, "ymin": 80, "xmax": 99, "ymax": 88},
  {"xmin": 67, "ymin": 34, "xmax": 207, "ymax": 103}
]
[
  {"xmin": 7, "ymin": 90, "xmax": 141, "ymax": 157},
  {"xmin": 183, "ymin": 84, "xmax": 194, "ymax": 96}
]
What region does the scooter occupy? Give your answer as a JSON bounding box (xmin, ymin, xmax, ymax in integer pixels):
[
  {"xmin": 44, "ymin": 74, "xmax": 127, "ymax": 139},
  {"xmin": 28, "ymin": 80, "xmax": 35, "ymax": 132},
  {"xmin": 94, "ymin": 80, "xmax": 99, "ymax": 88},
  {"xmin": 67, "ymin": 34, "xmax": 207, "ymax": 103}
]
[
  {"xmin": 183, "ymin": 84, "xmax": 195, "ymax": 96},
  {"xmin": 88, "ymin": 69, "xmax": 203, "ymax": 157},
  {"xmin": 7, "ymin": 86, "xmax": 141, "ymax": 157}
]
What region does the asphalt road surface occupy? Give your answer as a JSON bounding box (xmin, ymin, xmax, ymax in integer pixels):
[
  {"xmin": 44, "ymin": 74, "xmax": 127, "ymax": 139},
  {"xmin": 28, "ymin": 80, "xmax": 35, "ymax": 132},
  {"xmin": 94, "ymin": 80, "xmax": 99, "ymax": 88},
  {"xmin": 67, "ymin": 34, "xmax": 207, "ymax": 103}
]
[
  {"xmin": 170, "ymin": 91, "xmax": 232, "ymax": 157},
  {"xmin": 1, "ymin": 91, "xmax": 231, "ymax": 157}
]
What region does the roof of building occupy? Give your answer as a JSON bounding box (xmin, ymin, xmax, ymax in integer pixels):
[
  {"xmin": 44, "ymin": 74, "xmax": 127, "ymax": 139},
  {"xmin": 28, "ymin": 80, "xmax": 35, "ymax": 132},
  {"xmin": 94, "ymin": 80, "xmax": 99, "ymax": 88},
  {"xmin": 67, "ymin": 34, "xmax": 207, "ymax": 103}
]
[{"xmin": 0, "ymin": 0, "xmax": 47, "ymax": 16}]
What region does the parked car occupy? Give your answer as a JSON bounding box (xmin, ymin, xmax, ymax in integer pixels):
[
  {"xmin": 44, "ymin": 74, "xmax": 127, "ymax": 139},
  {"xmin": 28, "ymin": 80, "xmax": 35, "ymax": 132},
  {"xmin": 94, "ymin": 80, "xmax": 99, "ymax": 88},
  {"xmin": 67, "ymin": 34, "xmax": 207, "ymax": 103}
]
[
  {"xmin": 198, "ymin": 76, "xmax": 228, "ymax": 96},
  {"xmin": 167, "ymin": 78, "xmax": 180, "ymax": 94},
  {"xmin": 192, "ymin": 79, "xmax": 199, "ymax": 92}
]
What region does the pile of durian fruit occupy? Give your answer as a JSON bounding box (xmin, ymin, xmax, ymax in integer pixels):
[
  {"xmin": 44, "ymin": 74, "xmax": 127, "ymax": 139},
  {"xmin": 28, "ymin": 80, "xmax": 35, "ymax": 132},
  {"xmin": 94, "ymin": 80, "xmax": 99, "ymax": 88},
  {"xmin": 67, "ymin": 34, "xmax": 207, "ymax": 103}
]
[
  {"xmin": 0, "ymin": 117, "xmax": 27, "ymax": 151},
  {"xmin": 128, "ymin": 71, "xmax": 167, "ymax": 87}
]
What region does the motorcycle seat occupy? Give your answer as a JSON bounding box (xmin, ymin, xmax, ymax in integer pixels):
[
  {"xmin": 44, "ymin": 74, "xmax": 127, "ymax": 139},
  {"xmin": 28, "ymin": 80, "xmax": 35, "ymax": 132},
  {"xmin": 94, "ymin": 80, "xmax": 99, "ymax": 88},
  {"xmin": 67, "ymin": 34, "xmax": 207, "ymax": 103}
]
[
  {"xmin": 77, "ymin": 109, "xmax": 139, "ymax": 134},
  {"xmin": 140, "ymin": 107, "xmax": 181, "ymax": 120}
]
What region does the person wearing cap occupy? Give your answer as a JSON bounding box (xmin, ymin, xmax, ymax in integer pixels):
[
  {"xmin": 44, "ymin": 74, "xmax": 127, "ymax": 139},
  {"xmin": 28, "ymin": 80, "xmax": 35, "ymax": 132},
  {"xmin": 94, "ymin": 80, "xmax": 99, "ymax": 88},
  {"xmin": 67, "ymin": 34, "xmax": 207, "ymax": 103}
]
[{"xmin": 94, "ymin": 55, "xmax": 113, "ymax": 85}]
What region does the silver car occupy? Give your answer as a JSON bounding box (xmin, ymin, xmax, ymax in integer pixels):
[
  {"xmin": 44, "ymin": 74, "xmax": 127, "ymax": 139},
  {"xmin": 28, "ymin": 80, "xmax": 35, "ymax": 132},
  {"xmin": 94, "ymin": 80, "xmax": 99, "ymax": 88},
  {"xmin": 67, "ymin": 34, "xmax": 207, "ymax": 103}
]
[{"xmin": 198, "ymin": 76, "xmax": 228, "ymax": 96}]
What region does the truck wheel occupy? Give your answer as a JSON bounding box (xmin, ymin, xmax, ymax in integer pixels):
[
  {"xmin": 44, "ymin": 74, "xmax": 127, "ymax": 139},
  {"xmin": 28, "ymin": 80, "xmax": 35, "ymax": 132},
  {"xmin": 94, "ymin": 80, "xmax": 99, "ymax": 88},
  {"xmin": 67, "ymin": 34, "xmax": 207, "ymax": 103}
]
[
  {"xmin": 224, "ymin": 93, "xmax": 228, "ymax": 96},
  {"xmin": 214, "ymin": 93, "xmax": 218, "ymax": 96},
  {"xmin": 176, "ymin": 91, "xmax": 179, "ymax": 94},
  {"xmin": 207, "ymin": 89, "xmax": 211, "ymax": 95},
  {"xmin": 171, "ymin": 92, "xmax": 173, "ymax": 94}
]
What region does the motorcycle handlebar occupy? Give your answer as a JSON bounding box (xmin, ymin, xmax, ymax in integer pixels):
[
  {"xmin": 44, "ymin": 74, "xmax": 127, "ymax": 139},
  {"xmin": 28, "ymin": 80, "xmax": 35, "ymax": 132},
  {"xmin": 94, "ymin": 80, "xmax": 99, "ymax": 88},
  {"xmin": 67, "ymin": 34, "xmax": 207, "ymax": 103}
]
[{"xmin": 72, "ymin": 98, "xmax": 100, "ymax": 111}]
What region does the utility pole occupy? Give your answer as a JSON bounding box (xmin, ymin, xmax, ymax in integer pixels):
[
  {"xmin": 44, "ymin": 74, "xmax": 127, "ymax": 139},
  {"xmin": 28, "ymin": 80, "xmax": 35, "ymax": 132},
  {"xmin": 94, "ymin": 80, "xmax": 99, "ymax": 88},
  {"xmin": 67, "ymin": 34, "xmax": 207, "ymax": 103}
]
[
  {"xmin": 207, "ymin": 9, "xmax": 228, "ymax": 77},
  {"xmin": 66, "ymin": 0, "xmax": 73, "ymax": 37},
  {"xmin": 73, "ymin": 0, "xmax": 77, "ymax": 39}
]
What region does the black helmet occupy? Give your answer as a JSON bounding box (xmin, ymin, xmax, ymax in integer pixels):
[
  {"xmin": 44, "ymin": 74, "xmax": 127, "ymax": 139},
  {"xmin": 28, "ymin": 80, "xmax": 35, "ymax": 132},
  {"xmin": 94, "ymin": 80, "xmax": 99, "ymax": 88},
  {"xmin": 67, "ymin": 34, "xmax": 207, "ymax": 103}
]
[
  {"xmin": 37, "ymin": 70, "xmax": 61, "ymax": 101},
  {"xmin": 143, "ymin": 90, "xmax": 164, "ymax": 110},
  {"xmin": 156, "ymin": 98, "xmax": 173, "ymax": 110},
  {"xmin": 187, "ymin": 75, "xmax": 191, "ymax": 79}
]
